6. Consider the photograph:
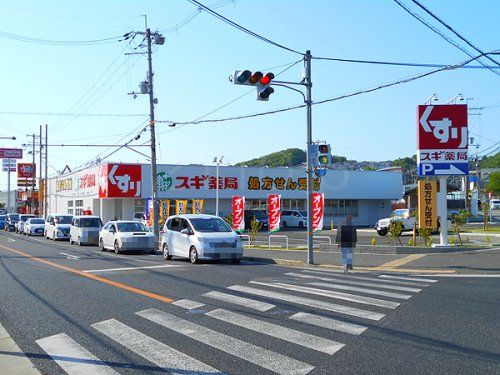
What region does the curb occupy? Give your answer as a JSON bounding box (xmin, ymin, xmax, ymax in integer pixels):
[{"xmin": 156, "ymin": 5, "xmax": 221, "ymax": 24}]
[{"xmin": 0, "ymin": 322, "xmax": 40, "ymax": 375}]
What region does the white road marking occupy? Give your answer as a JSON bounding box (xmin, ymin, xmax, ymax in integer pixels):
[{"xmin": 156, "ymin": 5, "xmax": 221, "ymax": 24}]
[
  {"xmin": 227, "ymin": 285, "xmax": 385, "ymax": 321},
  {"xmin": 82, "ymin": 265, "xmax": 178, "ymax": 273},
  {"xmin": 306, "ymin": 282, "xmax": 412, "ymax": 300},
  {"xmin": 411, "ymin": 274, "xmax": 500, "ymax": 278},
  {"xmin": 92, "ymin": 319, "xmax": 221, "ymax": 374},
  {"xmin": 137, "ymin": 308, "xmax": 314, "ymax": 375},
  {"xmin": 7, "ymin": 238, "xmax": 16, "ymax": 242},
  {"xmin": 60, "ymin": 252, "xmax": 81, "ymax": 260},
  {"xmin": 36, "ymin": 333, "xmax": 119, "ymax": 375},
  {"xmin": 172, "ymin": 299, "xmax": 206, "ymax": 310},
  {"xmin": 286, "ymin": 272, "xmax": 422, "ymax": 293},
  {"xmin": 302, "ymin": 270, "xmax": 430, "ymax": 287},
  {"xmin": 206, "ymin": 308, "xmax": 344, "ymax": 355},
  {"xmin": 250, "ymin": 281, "xmax": 400, "ymax": 309},
  {"xmin": 379, "ymin": 275, "xmax": 437, "ymax": 283},
  {"xmin": 90, "ymin": 251, "xmax": 159, "ymax": 263},
  {"xmin": 203, "ymin": 291, "xmax": 276, "ymax": 312},
  {"xmin": 290, "ymin": 312, "xmax": 367, "ymax": 336}
]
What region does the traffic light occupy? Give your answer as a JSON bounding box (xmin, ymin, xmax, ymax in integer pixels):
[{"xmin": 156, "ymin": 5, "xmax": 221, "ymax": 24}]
[
  {"xmin": 318, "ymin": 144, "xmax": 332, "ymax": 166},
  {"xmin": 231, "ymin": 70, "xmax": 275, "ymax": 101}
]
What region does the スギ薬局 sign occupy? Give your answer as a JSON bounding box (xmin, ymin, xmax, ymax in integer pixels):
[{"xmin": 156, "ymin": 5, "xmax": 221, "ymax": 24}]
[{"xmin": 417, "ymin": 104, "xmax": 468, "ymax": 176}]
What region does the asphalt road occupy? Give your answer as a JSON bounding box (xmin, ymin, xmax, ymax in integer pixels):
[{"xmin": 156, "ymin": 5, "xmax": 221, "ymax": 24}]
[{"xmin": 0, "ymin": 231, "xmax": 499, "ymax": 374}]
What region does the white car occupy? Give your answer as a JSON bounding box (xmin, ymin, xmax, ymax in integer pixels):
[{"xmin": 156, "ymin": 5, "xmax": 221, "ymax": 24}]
[
  {"xmin": 45, "ymin": 214, "xmax": 73, "ymax": 240},
  {"xmin": 23, "ymin": 218, "xmax": 46, "ymax": 236},
  {"xmin": 17, "ymin": 214, "xmax": 35, "ymax": 233},
  {"xmin": 70, "ymin": 216, "xmax": 103, "ymax": 246},
  {"xmin": 490, "ymin": 199, "xmax": 500, "ymax": 210},
  {"xmin": 99, "ymin": 220, "xmax": 156, "ymax": 254},
  {"xmin": 280, "ymin": 210, "xmax": 308, "ymax": 229},
  {"xmin": 161, "ymin": 214, "xmax": 243, "ymax": 264}
]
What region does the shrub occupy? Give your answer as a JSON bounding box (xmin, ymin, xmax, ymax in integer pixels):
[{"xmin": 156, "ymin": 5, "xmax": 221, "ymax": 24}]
[
  {"xmin": 248, "ymin": 216, "xmax": 262, "ymax": 245},
  {"xmin": 448, "ymin": 236, "xmax": 456, "ymax": 245},
  {"xmin": 418, "ymin": 228, "xmax": 433, "ymax": 247},
  {"xmin": 371, "ymin": 237, "xmax": 377, "ymax": 246},
  {"xmin": 388, "ymin": 221, "xmax": 404, "ymax": 245}
]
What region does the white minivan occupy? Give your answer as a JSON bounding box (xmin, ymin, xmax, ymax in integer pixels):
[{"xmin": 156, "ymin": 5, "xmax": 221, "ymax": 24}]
[
  {"xmin": 161, "ymin": 214, "xmax": 242, "ymax": 264},
  {"xmin": 45, "ymin": 214, "xmax": 73, "ymax": 240},
  {"xmin": 70, "ymin": 216, "xmax": 103, "ymax": 246}
]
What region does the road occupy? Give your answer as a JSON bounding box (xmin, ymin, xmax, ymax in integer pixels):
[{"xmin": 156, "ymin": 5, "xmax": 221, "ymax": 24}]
[{"xmin": 0, "ymin": 231, "xmax": 499, "ymax": 374}]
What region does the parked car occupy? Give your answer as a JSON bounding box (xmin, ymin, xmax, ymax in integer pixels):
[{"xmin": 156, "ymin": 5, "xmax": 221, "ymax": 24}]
[
  {"xmin": 23, "ymin": 218, "xmax": 46, "ymax": 236},
  {"xmin": 99, "ymin": 220, "xmax": 156, "ymax": 254},
  {"xmin": 70, "ymin": 216, "xmax": 103, "ymax": 246},
  {"xmin": 0, "ymin": 215, "xmax": 6, "ymax": 230},
  {"xmin": 280, "ymin": 210, "xmax": 308, "ymax": 229},
  {"xmin": 244, "ymin": 209, "xmax": 268, "ymax": 229},
  {"xmin": 374, "ymin": 208, "xmax": 448, "ymax": 236},
  {"xmin": 4, "ymin": 213, "xmax": 19, "ymax": 232},
  {"xmin": 16, "ymin": 214, "xmax": 36, "ymax": 233},
  {"xmin": 161, "ymin": 214, "xmax": 243, "ymax": 264},
  {"xmin": 45, "ymin": 214, "xmax": 73, "ymax": 240},
  {"xmin": 490, "ymin": 199, "xmax": 500, "ymax": 210}
]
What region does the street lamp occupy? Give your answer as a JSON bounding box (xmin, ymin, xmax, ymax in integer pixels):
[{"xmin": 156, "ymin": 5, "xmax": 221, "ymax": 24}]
[
  {"xmin": 424, "ymin": 94, "xmax": 439, "ymax": 104},
  {"xmin": 213, "ymin": 156, "xmax": 224, "ymax": 216},
  {"xmin": 447, "ymin": 93, "xmax": 464, "ymax": 104},
  {"xmin": 0, "ymin": 136, "xmax": 16, "ymax": 140}
]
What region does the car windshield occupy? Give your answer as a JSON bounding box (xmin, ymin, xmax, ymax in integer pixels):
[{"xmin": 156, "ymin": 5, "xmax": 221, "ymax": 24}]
[
  {"xmin": 55, "ymin": 216, "xmax": 72, "ymax": 224},
  {"xmin": 0, "ymin": 215, "xmax": 6, "ymax": 220},
  {"xmin": 392, "ymin": 209, "xmax": 408, "ymax": 218},
  {"xmin": 299, "ymin": 211, "xmax": 307, "ymax": 217},
  {"xmin": 116, "ymin": 222, "xmax": 148, "ymax": 232},
  {"xmin": 9, "ymin": 214, "xmax": 19, "ymax": 221},
  {"xmin": 20, "ymin": 215, "xmax": 35, "ymax": 221},
  {"xmin": 189, "ymin": 217, "xmax": 232, "ymax": 233},
  {"xmin": 81, "ymin": 218, "xmax": 102, "ymax": 228},
  {"xmin": 30, "ymin": 219, "xmax": 45, "ymax": 224}
]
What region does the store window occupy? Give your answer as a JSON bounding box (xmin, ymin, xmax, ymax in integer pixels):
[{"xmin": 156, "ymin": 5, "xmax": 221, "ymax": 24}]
[
  {"xmin": 325, "ymin": 200, "xmax": 358, "ymax": 216},
  {"xmin": 134, "ymin": 199, "xmax": 145, "ymax": 213},
  {"xmin": 75, "ymin": 200, "xmax": 84, "ymax": 216}
]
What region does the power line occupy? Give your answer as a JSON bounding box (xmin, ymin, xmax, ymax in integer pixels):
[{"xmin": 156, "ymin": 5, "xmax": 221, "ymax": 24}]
[
  {"xmin": 312, "ymin": 56, "xmax": 500, "ymax": 69},
  {"xmin": 0, "ymin": 29, "xmax": 122, "ymax": 45},
  {"xmin": 410, "ymin": 0, "xmax": 500, "ymax": 67},
  {"xmin": 392, "ymin": 0, "xmax": 500, "ymax": 77},
  {"xmin": 0, "ymin": 111, "xmax": 146, "ymax": 117},
  {"xmin": 186, "ymin": 0, "xmax": 303, "ymax": 55},
  {"xmin": 156, "ymin": 51, "xmax": 499, "ymax": 126}
]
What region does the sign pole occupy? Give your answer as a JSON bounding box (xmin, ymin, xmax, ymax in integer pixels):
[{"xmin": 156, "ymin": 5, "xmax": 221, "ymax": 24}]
[
  {"xmin": 438, "ymin": 176, "xmax": 448, "ymax": 246},
  {"xmin": 7, "ymin": 159, "xmax": 11, "ymax": 213}
]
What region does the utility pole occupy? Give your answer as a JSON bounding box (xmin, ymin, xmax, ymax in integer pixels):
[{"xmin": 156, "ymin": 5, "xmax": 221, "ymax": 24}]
[
  {"xmin": 39, "ymin": 125, "xmax": 43, "ymax": 216},
  {"xmin": 44, "ymin": 124, "xmax": 48, "ymax": 217},
  {"xmin": 305, "ymin": 50, "xmax": 314, "ymax": 265},
  {"xmin": 29, "ymin": 133, "xmax": 36, "ymax": 214},
  {"xmin": 146, "ymin": 27, "xmax": 160, "ymax": 239}
]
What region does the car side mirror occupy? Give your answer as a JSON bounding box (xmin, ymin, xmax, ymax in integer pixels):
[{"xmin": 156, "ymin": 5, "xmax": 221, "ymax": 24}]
[{"xmin": 180, "ymin": 228, "xmax": 190, "ymax": 235}]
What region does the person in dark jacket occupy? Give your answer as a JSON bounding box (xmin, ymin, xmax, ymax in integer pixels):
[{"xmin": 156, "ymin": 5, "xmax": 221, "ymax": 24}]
[{"xmin": 336, "ymin": 214, "xmax": 357, "ymax": 273}]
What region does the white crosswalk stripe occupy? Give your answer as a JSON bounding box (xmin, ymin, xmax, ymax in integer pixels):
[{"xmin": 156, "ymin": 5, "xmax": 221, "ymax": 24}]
[
  {"xmin": 91, "ymin": 319, "xmax": 222, "ymax": 374},
  {"xmin": 227, "ymin": 285, "xmax": 385, "ymax": 321},
  {"xmin": 203, "ymin": 290, "xmax": 276, "ymax": 311},
  {"xmin": 302, "ymin": 270, "xmax": 430, "ymax": 287},
  {"xmin": 137, "ymin": 308, "xmax": 315, "ymax": 375},
  {"xmin": 289, "ymin": 312, "xmax": 367, "ymax": 336},
  {"xmin": 36, "ymin": 333, "xmax": 119, "ymax": 375},
  {"xmin": 206, "ymin": 308, "xmax": 345, "ymax": 355},
  {"xmin": 172, "ymin": 299, "xmax": 206, "ymax": 310},
  {"xmin": 306, "ymin": 281, "xmax": 412, "ymax": 300},
  {"xmin": 286, "ymin": 272, "xmax": 423, "ymax": 293},
  {"xmin": 250, "ymin": 281, "xmax": 400, "ymax": 309},
  {"xmin": 379, "ymin": 275, "xmax": 438, "ymax": 283}
]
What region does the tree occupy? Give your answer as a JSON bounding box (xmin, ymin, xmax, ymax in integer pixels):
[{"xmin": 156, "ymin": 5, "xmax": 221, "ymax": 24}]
[
  {"xmin": 451, "ymin": 209, "xmax": 471, "ymax": 245},
  {"xmin": 391, "ymin": 155, "xmax": 417, "ymax": 171},
  {"xmin": 235, "ymin": 148, "xmax": 306, "ymax": 167},
  {"xmin": 484, "ymin": 171, "xmax": 500, "ymax": 196},
  {"xmin": 479, "ymin": 152, "xmax": 500, "ymax": 168}
]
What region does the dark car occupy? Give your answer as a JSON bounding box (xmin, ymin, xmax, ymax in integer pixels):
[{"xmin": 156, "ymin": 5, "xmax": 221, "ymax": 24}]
[
  {"xmin": 244, "ymin": 210, "xmax": 268, "ymax": 230},
  {"xmin": 0, "ymin": 215, "xmax": 6, "ymax": 230},
  {"xmin": 5, "ymin": 213, "xmax": 20, "ymax": 232}
]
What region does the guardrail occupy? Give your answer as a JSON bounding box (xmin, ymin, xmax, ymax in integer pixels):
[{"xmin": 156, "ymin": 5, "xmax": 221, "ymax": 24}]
[
  {"xmin": 268, "ymin": 235, "xmax": 289, "ymax": 250},
  {"xmin": 313, "ymin": 235, "xmax": 332, "ymax": 245},
  {"xmin": 238, "ymin": 234, "xmax": 251, "ymax": 247}
]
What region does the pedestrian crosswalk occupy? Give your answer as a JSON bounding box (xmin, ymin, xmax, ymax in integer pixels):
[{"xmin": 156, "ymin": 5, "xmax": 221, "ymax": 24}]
[{"xmin": 35, "ymin": 269, "xmax": 438, "ymax": 375}]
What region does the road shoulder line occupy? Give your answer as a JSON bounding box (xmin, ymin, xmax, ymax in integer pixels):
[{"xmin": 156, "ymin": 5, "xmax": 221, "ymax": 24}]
[{"xmin": 0, "ymin": 322, "xmax": 41, "ymax": 375}]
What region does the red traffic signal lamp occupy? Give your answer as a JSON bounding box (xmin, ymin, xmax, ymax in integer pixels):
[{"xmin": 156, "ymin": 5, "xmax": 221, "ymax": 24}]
[{"xmin": 232, "ymin": 70, "xmax": 274, "ymax": 87}]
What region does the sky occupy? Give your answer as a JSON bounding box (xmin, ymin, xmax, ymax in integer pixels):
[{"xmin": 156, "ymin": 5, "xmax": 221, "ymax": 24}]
[{"xmin": 0, "ymin": 0, "xmax": 499, "ymax": 191}]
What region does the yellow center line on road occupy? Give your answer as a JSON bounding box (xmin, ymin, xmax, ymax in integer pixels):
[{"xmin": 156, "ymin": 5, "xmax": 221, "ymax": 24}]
[{"xmin": 0, "ymin": 243, "xmax": 174, "ymax": 304}]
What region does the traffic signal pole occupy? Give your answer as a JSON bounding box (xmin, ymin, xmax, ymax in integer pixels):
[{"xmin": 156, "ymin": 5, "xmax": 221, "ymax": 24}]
[{"xmin": 304, "ymin": 50, "xmax": 314, "ymax": 264}]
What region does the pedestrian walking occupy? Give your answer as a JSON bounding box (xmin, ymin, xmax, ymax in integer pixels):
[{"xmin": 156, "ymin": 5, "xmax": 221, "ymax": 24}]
[{"xmin": 336, "ymin": 214, "xmax": 357, "ymax": 273}]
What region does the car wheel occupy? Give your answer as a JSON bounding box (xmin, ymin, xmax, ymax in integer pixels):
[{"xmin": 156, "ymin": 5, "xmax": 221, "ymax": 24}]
[
  {"xmin": 77, "ymin": 237, "xmax": 82, "ymax": 246},
  {"xmin": 377, "ymin": 228, "xmax": 388, "ymax": 236},
  {"xmin": 298, "ymin": 221, "xmax": 304, "ymax": 229},
  {"xmin": 114, "ymin": 240, "xmax": 121, "ymax": 254},
  {"xmin": 282, "ymin": 221, "xmax": 288, "ymax": 228},
  {"xmin": 162, "ymin": 244, "xmax": 172, "ymax": 261},
  {"xmin": 99, "ymin": 239, "xmax": 106, "ymax": 251},
  {"xmin": 189, "ymin": 246, "xmax": 199, "ymax": 264}
]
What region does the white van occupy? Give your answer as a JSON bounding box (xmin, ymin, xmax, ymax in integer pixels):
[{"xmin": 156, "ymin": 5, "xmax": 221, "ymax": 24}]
[
  {"xmin": 45, "ymin": 214, "xmax": 73, "ymax": 240},
  {"xmin": 70, "ymin": 216, "xmax": 103, "ymax": 246}
]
